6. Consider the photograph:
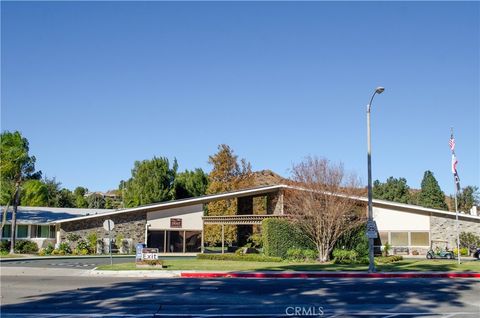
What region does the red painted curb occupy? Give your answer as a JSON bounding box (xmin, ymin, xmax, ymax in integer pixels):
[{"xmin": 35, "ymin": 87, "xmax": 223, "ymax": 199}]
[{"xmin": 180, "ymin": 272, "xmax": 480, "ymax": 279}]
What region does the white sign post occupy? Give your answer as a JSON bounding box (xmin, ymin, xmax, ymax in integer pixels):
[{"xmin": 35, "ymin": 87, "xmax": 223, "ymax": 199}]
[{"xmin": 103, "ymin": 219, "xmax": 115, "ymax": 266}]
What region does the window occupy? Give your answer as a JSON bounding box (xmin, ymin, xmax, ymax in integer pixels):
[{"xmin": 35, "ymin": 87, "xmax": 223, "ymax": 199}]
[
  {"xmin": 185, "ymin": 231, "xmax": 201, "ymax": 253},
  {"xmin": 411, "ymin": 232, "xmax": 429, "ymax": 246},
  {"xmin": 390, "ymin": 232, "xmax": 408, "ymax": 246},
  {"xmin": 50, "ymin": 225, "xmax": 56, "ymax": 239},
  {"xmin": 17, "ymin": 225, "xmax": 29, "ymax": 238},
  {"xmin": 374, "ymin": 232, "xmax": 389, "ymax": 246},
  {"xmin": 34, "ymin": 225, "xmax": 50, "ymax": 238},
  {"xmin": 2, "ymin": 225, "xmax": 11, "ymax": 238}
]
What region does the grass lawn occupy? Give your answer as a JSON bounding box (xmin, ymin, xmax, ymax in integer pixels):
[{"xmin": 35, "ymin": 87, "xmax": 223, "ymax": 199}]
[
  {"xmin": 96, "ymin": 258, "xmax": 480, "ymax": 272},
  {"xmin": 0, "ymin": 253, "xmax": 25, "ymax": 259}
]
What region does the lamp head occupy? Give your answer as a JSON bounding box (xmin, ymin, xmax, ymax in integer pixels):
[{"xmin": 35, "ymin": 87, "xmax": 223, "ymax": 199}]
[{"xmin": 375, "ymin": 87, "xmax": 385, "ymax": 94}]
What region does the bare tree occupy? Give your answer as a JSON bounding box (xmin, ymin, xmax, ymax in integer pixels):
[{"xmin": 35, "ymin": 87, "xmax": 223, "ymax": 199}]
[{"xmin": 285, "ymin": 156, "xmax": 366, "ymax": 262}]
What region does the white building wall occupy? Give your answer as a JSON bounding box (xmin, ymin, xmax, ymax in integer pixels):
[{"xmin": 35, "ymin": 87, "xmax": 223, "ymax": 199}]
[
  {"xmin": 373, "ymin": 206, "xmax": 430, "ymax": 231},
  {"xmin": 147, "ymin": 204, "xmax": 203, "ymax": 230}
]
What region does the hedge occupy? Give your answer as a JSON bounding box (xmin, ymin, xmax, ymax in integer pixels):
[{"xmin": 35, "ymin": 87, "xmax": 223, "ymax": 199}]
[
  {"xmin": 262, "ymin": 218, "xmax": 315, "ymax": 259},
  {"xmin": 197, "ymin": 253, "xmax": 282, "ymax": 262},
  {"xmin": 334, "ymin": 222, "xmax": 368, "ymax": 258}
]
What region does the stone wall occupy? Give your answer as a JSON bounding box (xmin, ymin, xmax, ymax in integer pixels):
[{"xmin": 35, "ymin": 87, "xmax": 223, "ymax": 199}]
[
  {"xmin": 267, "ymin": 191, "xmax": 284, "ymax": 215},
  {"xmin": 430, "ymin": 214, "xmax": 480, "ymax": 248},
  {"xmin": 59, "ymin": 210, "xmax": 147, "ymax": 251}
]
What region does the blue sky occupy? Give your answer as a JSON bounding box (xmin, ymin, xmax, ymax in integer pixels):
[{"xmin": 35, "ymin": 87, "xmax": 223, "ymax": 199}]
[{"xmin": 1, "ymin": 1, "xmax": 479, "ymax": 195}]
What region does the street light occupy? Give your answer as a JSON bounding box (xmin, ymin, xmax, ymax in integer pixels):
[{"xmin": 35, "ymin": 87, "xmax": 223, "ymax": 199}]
[{"xmin": 366, "ymin": 86, "xmax": 384, "ymax": 273}]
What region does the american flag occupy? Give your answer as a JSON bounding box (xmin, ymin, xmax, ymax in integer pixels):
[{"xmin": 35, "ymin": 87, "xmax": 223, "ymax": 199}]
[
  {"xmin": 450, "ymin": 131, "xmax": 460, "ymax": 191},
  {"xmin": 449, "ymin": 136, "xmax": 455, "ymax": 151}
]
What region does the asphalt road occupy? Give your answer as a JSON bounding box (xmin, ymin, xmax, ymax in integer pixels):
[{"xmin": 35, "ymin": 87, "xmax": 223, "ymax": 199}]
[
  {"xmin": 0, "ymin": 256, "xmax": 193, "ymax": 269},
  {"xmin": 1, "ymin": 268, "xmax": 479, "ymax": 317}
]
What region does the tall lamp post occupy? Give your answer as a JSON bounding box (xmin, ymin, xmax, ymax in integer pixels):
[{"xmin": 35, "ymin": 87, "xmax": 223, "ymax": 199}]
[{"xmin": 366, "ymin": 86, "xmax": 384, "ymax": 273}]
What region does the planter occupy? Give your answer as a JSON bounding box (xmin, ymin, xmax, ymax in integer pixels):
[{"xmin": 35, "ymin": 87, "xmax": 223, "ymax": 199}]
[{"xmin": 136, "ymin": 264, "xmax": 165, "ymax": 269}]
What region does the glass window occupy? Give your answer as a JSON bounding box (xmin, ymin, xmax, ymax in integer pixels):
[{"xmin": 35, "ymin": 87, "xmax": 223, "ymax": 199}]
[
  {"xmin": 2, "ymin": 225, "xmax": 11, "ymax": 238},
  {"xmin": 411, "ymin": 232, "xmax": 429, "ymax": 246},
  {"xmin": 185, "ymin": 231, "xmax": 201, "ymax": 253},
  {"xmin": 30, "ymin": 225, "xmax": 38, "ymax": 238},
  {"xmin": 167, "ymin": 231, "xmax": 184, "ymax": 253},
  {"xmin": 17, "ymin": 225, "xmax": 29, "ymax": 238},
  {"xmin": 148, "ymin": 230, "xmax": 165, "ymax": 253},
  {"xmin": 49, "ymin": 226, "xmax": 56, "ymax": 239},
  {"xmin": 391, "ymin": 232, "xmax": 408, "ymax": 246},
  {"xmin": 374, "ymin": 232, "xmax": 389, "ymax": 246},
  {"xmin": 36, "ymin": 225, "xmax": 50, "ymax": 238}
]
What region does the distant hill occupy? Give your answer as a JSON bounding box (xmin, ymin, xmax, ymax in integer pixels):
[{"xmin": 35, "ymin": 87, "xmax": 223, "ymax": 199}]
[{"xmin": 251, "ymin": 170, "xmax": 286, "ymax": 186}]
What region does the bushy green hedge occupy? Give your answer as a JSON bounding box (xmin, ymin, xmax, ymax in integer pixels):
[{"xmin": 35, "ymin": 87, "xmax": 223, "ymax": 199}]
[
  {"xmin": 0, "ymin": 240, "xmax": 11, "ymax": 253},
  {"xmin": 332, "ymin": 249, "xmax": 368, "ymax": 264},
  {"xmin": 262, "ymin": 218, "xmax": 315, "ymax": 259},
  {"xmin": 286, "ymin": 248, "xmax": 318, "ymax": 262},
  {"xmin": 375, "ymin": 255, "xmax": 403, "ymax": 264},
  {"xmin": 334, "ymin": 223, "xmax": 368, "ymax": 258},
  {"xmin": 197, "ymin": 253, "xmax": 282, "ymax": 262},
  {"xmin": 14, "ymin": 241, "xmax": 39, "ymax": 254}
]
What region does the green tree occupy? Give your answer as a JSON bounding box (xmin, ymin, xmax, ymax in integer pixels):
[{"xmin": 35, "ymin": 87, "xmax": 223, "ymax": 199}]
[
  {"xmin": 416, "ymin": 171, "xmax": 448, "ymax": 210},
  {"xmin": 174, "ymin": 168, "xmax": 209, "ymax": 199},
  {"xmin": 20, "ymin": 180, "xmax": 49, "ymax": 206},
  {"xmin": 43, "ymin": 177, "xmax": 61, "ymax": 207},
  {"xmin": 454, "ymin": 186, "xmax": 479, "ymax": 214},
  {"xmin": 204, "ymin": 145, "xmax": 253, "ymax": 245},
  {"xmin": 0, "ymin": 131, "xmax": 41, "ymax": 253},
  {"xmin": 373, "ymin": 177, "xmax": 411, "ymax": 204},
  {"xmin": 87, "ymin": 193, "xmax": 105, "ymax": 209},
  {"xmin": 73, "ymin": 186, "xmax": 88, "ymax": 208},
  {"xmin": 121, "ymin": 156, "xmax": 178, "ymax": 207},
  {"xmin": 57, "ymin": 188, "xmax": 75, "ymax": 208}
]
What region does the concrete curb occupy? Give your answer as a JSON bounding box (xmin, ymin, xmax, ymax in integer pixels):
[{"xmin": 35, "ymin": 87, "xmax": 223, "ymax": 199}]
[
  {"xmin": 180, "ymin": 271, "xmax": 480, "ymax": 279},
  {"xmin": 0, "ymin": 255, "xmax": 135, "ymax": 262},
  {"xmin": 90, "ymin": 269, "xmax": 182, "ymax": 278}
]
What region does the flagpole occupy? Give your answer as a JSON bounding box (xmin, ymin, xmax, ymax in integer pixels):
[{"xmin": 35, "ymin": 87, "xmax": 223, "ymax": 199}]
[
  {"xmin": 450, "ymin": 127, "xmax": 461, "ymax": 265},
  {"xmin": 454, "ymin": 183, "xmax": 460, "ymax": 265}
]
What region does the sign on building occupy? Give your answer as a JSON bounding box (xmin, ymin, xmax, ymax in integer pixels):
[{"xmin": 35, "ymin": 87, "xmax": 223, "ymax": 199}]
[{"xmin": 170, "ymin": 218, "xmax": 182, "ymax": 228}]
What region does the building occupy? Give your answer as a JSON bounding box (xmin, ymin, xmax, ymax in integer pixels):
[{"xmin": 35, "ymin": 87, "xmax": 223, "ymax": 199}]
[{"xmin": 2, "ymin": 184, "xmax": 479, "ymax": 255}]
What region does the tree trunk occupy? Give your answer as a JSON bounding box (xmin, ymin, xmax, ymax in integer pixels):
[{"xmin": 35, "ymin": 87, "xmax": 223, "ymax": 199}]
[{"xmin": 9, "ymin": 186, "xmax": 20, "ymax": 254}]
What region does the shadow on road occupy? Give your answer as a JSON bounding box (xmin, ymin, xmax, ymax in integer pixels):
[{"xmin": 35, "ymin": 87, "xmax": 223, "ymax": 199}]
[{"xmin": 1, "ymin": 277, "xmax": 478, "ymax": 316}]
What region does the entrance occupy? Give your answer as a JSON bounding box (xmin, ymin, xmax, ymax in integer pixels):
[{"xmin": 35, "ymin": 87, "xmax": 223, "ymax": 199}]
[{"xmin": 147, "ymin": 230, "xmax": 201, "ymax": 253}]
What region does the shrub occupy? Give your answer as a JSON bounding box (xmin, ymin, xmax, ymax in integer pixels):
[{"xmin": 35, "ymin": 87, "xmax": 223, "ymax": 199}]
[
  {"xmin": 45, "ymin": 243, "xmax": 55, "ymax": 255},
  {"xmin": 0, "ymin": 240, "xmax": 11, "ymax": 253},
  {"xmin": 459, "ymin": 232, "xmax": 480, "ymax": 253},
  {"xmin": 58, "ymin": 242, "xmax": 71, "ymax": 254},
  {"xmin": 14, "ymin": 241, "xmax": 39, "ymax": 254},
  {"xmin": 383, "ymin": 243, "xmax": 391, "ymax": 257},
  {"xmin": 332, "ymin": 249, "xmax": 359, "ymax": 264},
  {"xmin": 76, "ymin": 239, "xmax": 89, "ymax": 252},
  {"xmin": 334, "ymin": 223, "xmax": 368, "ymax": 257},
  {"xmin": 197, "ymin": 253, "xmax": 282, "ymax": 262},
  {"xmin": 66, "ymin": 233, "xmax": 80, "ymax": 242},
  {"xmin": 247, "ymin": 233, "xmax": 263, "ymax": 248},
  {"xmin": 453, "ymin": 247, "xmax": 469, "ymax": 257},
  {"xmin": 262, "ymin": 218, "xmax": 314, "ymax": 258},
  {"xmin": 375, "ymin": 255, "xmax": 403, "ymax": 264},
  {"xmin": 87, "ymin": 232, "xmax": 97, "ymax": 254},
  {"xmin": 286, "ymin": 248, "xmax": 318, "ymax": 262}
]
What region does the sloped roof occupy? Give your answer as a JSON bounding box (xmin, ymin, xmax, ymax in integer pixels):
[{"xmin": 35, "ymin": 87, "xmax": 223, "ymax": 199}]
[
  {"xmin": 1, "ymin": 206, "xmax": 115, "ymax": 224},
  {"xmin": 54, "ymin": 184, "xmax": 285, "ymax": 224}
]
